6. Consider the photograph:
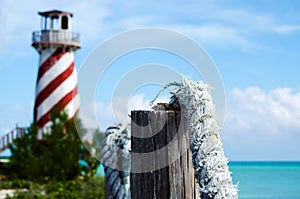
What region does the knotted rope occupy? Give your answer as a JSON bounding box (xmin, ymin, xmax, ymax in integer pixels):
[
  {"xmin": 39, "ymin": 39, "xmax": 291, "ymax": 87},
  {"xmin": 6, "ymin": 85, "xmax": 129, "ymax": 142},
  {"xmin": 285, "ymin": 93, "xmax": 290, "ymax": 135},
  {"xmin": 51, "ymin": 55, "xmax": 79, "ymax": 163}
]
[
  {"xmin": 103, "ymin": 76, "xmax": 238, "ymax": 198},
  {"xmin": 102, "ymin": 124, "xmax": 131, "ymax": 199}
]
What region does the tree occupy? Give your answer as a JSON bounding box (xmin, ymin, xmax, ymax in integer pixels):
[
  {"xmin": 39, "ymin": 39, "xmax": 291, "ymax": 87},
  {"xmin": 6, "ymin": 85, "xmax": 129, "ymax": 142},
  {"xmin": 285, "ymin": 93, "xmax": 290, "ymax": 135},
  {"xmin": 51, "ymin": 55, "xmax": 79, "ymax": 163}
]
[
  {"xmin": 8, "ymin": 110, "xmax": 84, "ymax": 181},
  {"xmin": 8, "ymin": 124, "xmax": 42, "ymax": 181},
  {"xmin": 41, "ymin": 110, "xmax": 82, "ymax": 181}
]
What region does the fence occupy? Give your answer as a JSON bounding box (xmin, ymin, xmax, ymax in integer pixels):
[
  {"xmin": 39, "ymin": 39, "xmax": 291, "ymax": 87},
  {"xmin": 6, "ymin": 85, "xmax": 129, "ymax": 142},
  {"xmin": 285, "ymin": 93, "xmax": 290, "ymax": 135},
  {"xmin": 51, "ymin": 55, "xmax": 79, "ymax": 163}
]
[{"xmin": 0, "ymin": 126, "xmax": 26, "ymax": 153}]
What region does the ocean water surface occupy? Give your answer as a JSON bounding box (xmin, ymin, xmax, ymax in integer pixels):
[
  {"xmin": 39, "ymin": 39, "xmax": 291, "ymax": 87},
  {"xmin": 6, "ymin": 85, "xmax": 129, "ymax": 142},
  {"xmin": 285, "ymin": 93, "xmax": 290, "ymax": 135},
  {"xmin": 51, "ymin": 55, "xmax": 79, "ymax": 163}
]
[
  {"xmin": 229, "ymin": 161, "xmax": 300, "ymax": 199},
  {"xmin": 96, "ymin": 161, "xmax": 300, "ymax": 198}
]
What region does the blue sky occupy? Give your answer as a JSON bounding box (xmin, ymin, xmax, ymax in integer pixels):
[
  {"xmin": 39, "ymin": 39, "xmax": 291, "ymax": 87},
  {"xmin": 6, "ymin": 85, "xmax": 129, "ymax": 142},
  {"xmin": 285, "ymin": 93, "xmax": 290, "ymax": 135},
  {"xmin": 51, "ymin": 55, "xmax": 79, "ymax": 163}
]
[{"xmin": 1, "ymin": 0, "xmax": 300, "ymax": 160}]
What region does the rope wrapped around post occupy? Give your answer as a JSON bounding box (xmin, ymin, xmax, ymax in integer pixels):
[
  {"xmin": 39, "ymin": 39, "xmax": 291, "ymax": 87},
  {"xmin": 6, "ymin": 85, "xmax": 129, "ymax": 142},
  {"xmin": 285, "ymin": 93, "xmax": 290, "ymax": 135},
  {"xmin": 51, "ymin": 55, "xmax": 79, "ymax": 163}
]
[
  {"xmin": 151, "ymin": 76, "xmax": 238, "ymax": 198},
  {"xmin": 102, "ymin": 124, "xmax": 131, "ymax": 199},
  {"xmin": 103, "ymin": 76, "xmax": 238, "ymax": 199}
]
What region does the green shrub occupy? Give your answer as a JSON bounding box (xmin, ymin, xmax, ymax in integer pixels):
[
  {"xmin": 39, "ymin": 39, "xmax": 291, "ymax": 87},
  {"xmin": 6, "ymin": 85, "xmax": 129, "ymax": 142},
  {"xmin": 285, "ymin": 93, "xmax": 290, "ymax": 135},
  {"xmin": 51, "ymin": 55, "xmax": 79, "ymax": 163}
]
[
  {"xmin": 0, "ymin": 180, "xmax": 35, "ymax": 189},
  {"xmin": 80, "ymin": 176, "xmax": 105, "ymax": 198},
  {"xmin": 3, "ymin": 176, "xmax": 105, "ymax": 199}
]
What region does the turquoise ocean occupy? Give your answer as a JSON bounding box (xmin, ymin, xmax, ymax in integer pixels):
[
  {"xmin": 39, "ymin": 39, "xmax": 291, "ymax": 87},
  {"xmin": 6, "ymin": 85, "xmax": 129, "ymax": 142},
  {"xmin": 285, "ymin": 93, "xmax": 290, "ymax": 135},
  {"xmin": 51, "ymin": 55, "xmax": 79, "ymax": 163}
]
[
  {"xmin": 229, "ymin": 161, "xmax": 300, "ymax": 199},
  {"xmin": 97, "ymin": 161, "xmax": 300, "ymax": 198}
]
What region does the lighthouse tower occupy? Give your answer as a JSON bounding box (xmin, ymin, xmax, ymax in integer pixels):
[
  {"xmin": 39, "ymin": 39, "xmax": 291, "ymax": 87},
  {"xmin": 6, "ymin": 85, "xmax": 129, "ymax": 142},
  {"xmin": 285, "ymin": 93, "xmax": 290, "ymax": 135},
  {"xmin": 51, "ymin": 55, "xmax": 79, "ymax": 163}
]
[{"xmin": 32, "ymin": 10, "xmax": 80, "ymax": 129}]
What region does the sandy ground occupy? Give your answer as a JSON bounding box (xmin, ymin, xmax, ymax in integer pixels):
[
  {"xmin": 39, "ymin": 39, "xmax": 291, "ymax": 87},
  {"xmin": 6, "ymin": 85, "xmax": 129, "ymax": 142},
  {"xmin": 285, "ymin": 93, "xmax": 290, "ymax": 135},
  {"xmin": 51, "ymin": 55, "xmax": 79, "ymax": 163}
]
[{"xmin": 0, "ymin": 189, "xmax": 15, "ymax": 199}]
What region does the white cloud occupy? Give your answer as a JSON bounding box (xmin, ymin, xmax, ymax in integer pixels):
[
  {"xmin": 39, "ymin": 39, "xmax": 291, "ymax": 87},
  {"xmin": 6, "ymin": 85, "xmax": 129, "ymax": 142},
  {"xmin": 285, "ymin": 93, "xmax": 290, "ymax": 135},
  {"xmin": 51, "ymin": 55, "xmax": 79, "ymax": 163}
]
[
  {"xmin": 80, "ymin": 86, "xmax": 300, "ymax": 160},
  {"xmin": 1, "ymin": 0, "xmax": 299, "ymax": 54},
  {"xmin": 0, "ymin": 0, "xmax": 111, "ymax": 52},
  {"xmin": 225, "ymin": 87, "xmax": 300, "ymax": 134},
  {"xmin": 222, "ymin": 86, "xmax": 300, "ymax": 160},
  {"xmin": 79, "ymin": 94, "xmax": 169, "ymax": 131},
  {"xmin": 172, "ymin": 24, "xmax": 256, "ymax": 50},
  {"xmin": 271, "ymin": 25, "xmax": 300, "ymax": 34},
  {"xmin": 107, "ymin": 2, "xmax": 300, "ymax": 51}
]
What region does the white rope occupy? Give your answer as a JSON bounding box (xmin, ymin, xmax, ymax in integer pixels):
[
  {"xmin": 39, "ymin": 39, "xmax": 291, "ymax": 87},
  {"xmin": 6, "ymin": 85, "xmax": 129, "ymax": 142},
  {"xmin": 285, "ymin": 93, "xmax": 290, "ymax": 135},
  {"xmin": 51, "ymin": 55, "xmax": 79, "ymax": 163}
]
[
  {"xmin": 102, "ymin": 124, "xmax": 131, "ymax": 199},
  {"xmin": 104, "ymin": 76, "xmax": 238, "ymax": 199},
  {"xmin": 168, "ymin": 76, "xmax": 238, "ymax": 198}
]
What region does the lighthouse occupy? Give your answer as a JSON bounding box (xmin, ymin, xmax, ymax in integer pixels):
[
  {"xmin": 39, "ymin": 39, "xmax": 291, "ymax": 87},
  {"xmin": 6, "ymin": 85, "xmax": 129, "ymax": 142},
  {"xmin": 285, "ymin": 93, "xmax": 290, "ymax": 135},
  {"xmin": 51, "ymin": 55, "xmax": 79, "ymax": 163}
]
[{"xmin": 32, "ymin": 10, "xmax": 80, "ymax": 129}]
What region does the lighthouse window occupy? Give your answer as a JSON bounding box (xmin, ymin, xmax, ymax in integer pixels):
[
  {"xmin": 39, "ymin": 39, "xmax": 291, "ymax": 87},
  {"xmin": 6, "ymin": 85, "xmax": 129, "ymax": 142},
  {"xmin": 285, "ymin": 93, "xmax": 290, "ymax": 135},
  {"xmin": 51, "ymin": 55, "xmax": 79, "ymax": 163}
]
[{"xmin": 61, "ymin": 16, "xmax": 68, "ymax": 29}]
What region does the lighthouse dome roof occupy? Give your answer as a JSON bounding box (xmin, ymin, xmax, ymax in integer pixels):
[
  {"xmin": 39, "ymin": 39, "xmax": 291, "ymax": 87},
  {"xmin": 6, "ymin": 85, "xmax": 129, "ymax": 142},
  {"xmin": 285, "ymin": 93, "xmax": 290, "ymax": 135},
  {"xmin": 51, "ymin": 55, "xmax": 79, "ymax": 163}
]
[{"xmin": 38, "ymin": 10, "xmax": 73, "ymax": 17}]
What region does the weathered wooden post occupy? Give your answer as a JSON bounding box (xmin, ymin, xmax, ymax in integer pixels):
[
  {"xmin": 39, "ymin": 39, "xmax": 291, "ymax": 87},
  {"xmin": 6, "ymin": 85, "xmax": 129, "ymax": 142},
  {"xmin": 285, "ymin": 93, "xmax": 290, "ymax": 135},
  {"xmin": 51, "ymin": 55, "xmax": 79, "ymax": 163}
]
[{"xmin": 131, "ymin": 107, "xmax": 199, "ymax": 199}]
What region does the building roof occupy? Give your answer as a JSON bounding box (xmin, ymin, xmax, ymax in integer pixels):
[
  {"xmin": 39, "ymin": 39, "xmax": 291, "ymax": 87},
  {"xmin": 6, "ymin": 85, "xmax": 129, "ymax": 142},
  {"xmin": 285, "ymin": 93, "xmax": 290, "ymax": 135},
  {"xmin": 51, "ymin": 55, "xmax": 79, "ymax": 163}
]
[{"xmin": 38, "ymin": 10, "xmax": 73, "ymax": 17}]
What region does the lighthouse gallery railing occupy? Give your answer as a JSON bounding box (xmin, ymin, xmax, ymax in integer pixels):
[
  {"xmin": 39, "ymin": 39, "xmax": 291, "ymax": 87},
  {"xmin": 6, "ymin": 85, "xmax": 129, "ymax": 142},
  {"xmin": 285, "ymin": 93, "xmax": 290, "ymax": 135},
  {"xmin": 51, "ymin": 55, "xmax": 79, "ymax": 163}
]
[{"xmin": 32, "ymin": 30, "xmax": 80, "ymax": 45}]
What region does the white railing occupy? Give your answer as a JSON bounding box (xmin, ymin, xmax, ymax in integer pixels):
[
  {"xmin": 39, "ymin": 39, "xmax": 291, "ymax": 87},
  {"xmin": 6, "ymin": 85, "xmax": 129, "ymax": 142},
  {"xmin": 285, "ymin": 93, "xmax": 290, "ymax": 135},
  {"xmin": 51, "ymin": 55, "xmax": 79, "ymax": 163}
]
[
  {"xmin": 0, "ymin": 127, "xmax": 26, "ymax": 153},
  {"xmin": 0, "ymin": 127, "xmax": 99, "ymax": 153},
  {"xmin": 32, "ymin": 30, "xmax": 80, "ymax": 45}
]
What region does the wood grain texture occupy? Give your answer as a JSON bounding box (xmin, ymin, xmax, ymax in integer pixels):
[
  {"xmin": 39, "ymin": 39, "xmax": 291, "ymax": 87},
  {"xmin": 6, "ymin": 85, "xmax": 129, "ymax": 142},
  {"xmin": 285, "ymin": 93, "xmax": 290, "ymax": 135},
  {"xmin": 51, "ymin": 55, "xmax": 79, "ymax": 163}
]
[{"xmin": 131, "ymin": 110, "xmax": 198, "ymax": 199}]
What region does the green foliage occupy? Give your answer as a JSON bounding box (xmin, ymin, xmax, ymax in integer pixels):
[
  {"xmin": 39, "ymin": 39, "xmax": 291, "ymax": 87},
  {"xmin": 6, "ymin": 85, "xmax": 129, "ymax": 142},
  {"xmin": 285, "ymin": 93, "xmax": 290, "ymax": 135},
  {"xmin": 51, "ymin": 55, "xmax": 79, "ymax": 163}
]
[
  {"xmin": 41, "ymin": 110, "xmax": 82, "ymax": 181},
  {"xmin": 6, "ymin": 110, "xmax": 106, "ymax": 197},
  {"xmin": 5, "ymin": 191, "xmax": 44, "ymax": 199},
  {"xmin": 8, "ymin": 110, "xmax": 82, "ymax": 181},
  {"xmin": 80, "ymin": 176, "xmax": 105, "ymax": 198},
  {"xmin": 3, "ymin": 177, "xmax": 105, "ymax": 199},
  {"xmin": 45, "ymin": 180, "xmax": 82, "ymax": 198},
  {"xmin": 0, "ymin": 179, "xmax": 33, "ymax": 189},
  {"xmin": 8, "ymin": 123, "xmax": 43, "ymax": 181},
  {"xmin": 8, "ymin": 110, "xmax": 103, "ymax": 182}
]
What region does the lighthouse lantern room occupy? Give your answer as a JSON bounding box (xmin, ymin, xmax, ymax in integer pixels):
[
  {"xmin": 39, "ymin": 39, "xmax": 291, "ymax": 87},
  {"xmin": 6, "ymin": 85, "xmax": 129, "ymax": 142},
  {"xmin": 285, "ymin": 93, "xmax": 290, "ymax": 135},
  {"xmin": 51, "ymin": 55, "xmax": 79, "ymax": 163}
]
[
  {"xmin": 32, "ymin": 10, "xmax": 80, "ymax": 130},
  {"xmin": 32, "ymin": 10, "xmax": 80, "ymax": 52}
]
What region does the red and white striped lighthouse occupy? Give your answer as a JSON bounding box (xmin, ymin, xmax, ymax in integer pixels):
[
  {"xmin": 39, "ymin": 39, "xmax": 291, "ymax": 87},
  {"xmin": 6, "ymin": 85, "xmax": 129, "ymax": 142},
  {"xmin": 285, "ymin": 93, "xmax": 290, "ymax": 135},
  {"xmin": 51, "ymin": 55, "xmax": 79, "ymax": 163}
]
[{"xmin": 32, "ymin": 10, "xmax": 80, "ymax": 129}]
